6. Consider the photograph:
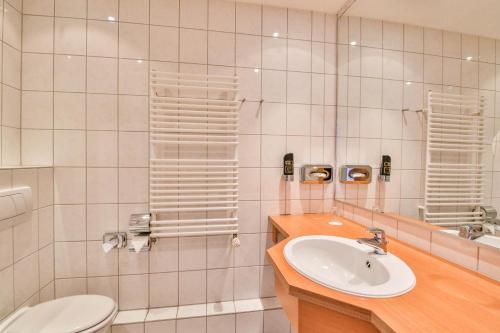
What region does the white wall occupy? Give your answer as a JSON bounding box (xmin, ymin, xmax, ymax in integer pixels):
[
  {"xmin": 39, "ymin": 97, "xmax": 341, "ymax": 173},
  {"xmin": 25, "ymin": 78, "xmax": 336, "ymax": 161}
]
[
  {"xmin": 20, "ymin": 0, "xmax": 337, "ymax": 311},
  {"xmin": 0, "ymin": 167, "xmax": 54, "ymax": 320},
  {"xmin": 1, "ymin": 0, "xmax": 22, "ymax": 165}
]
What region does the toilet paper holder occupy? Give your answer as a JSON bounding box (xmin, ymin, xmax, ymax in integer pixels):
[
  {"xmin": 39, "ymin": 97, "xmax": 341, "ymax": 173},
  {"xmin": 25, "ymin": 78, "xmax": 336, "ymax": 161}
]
[
  {"xmin": 102, "ymin": 232, "xmax": 127, "ymax": 252},
  {"xmin": 128, "ymin": 213, "xmax": 152, "ymax": 252}
]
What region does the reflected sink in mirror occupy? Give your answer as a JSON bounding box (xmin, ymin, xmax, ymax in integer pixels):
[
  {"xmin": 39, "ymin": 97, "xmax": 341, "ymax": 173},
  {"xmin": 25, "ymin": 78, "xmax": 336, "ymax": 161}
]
[
  {"xmin": 284, "ymin": 236, "xmax": 416, "ymax": 298},
  {"xmin": 440, "ymin": 230, "xmax": 500, "ymax": 249}
]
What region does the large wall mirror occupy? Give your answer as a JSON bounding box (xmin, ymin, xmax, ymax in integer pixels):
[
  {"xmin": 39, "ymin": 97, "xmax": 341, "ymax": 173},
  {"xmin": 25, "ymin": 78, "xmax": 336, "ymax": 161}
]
[{"xmin": 335, "ymin": 0, "xmax": 500, "ymax": 248}]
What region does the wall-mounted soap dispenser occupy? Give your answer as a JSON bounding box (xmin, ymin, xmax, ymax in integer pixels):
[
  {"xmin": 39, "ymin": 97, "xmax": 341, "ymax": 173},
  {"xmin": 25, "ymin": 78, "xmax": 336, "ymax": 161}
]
[
  {"xmin": 379, "ymin": 155, "xmax": 391, "ymax": 182},
  {"xmin": 283, "ymin": 153, "xmax": 294, "ymax": 181}
]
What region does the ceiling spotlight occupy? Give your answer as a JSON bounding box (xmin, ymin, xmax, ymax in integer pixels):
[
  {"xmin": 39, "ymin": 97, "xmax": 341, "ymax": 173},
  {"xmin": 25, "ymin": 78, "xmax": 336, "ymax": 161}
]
[
  {"xmin": 272, "ymin": 32, "xmax": 279, "ymax": 38},
  {"xmin": 350, "ymin": 41, "xmax": 357, "ymax": 46},
  {"xmin": 253, "ymin": 68, "xmax": 260, "ymax": 73},
  {"xmin": 107, "ymin": 16, "xmax": 116, "ymax": 21},
  {"xmin": 466, "ymin": 56, "xmax": 473, "ymax": 61},
  {"xmin": 405, "ymin": 81, "xmax": 412, "ymax": 86}
]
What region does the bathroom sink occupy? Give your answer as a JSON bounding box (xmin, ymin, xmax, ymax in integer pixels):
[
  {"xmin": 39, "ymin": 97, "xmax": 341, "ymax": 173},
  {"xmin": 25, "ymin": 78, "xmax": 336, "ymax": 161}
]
[
  {"xmin": 283, "ymin": 235, "xmax": 416, "ymax": 298},
  {"xmin": 441, "ymin": 229, "xmax": 500, "ymax": 249}
]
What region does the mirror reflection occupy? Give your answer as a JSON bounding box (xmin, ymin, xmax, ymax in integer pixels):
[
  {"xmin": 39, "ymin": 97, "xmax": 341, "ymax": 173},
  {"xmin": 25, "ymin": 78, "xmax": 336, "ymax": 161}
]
[{"xmin": 334, "ymin": 0, "xmax": 500, "ymax": 249}]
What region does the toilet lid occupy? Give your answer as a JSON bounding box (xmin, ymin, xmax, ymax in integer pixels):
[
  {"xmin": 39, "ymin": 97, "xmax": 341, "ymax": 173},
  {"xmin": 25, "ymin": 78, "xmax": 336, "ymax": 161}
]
[{"xmin": 4, "ymin": 295, "xmax": 116, "ymax": 333}]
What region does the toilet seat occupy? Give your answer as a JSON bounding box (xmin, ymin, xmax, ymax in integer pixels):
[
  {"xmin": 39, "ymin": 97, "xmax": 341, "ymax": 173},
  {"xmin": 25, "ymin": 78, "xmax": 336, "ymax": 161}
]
[{"xmin": 0, "ymin": 295, "xmax": 117, "ymax": 333}]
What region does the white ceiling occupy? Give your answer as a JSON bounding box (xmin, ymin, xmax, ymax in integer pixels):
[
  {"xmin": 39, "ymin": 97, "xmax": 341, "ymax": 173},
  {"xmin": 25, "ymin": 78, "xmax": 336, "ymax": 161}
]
[
  {"xmin": 239, "ymin": 0, "xmax": 500, "ymax": 40},
  {"xmin": 239, "ymin": 0, "xmax": 347, "ymax": 14},
  {"xmin": 345, "ymin": 0, "xmax": 500, "ymax": 40}
]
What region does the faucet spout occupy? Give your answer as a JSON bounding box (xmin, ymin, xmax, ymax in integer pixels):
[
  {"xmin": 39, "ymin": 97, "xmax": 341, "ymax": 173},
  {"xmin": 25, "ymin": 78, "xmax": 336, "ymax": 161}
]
[{"xmin": 357, "ymin": 227, "xmax": 388, "ymax": 255}]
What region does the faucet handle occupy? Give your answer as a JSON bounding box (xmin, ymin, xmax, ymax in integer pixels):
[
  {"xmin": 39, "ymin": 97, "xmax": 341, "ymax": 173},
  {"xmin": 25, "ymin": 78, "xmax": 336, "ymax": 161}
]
[{"xmin": 367, "ymin": 227, "xmax": 386, "ymax": 239}]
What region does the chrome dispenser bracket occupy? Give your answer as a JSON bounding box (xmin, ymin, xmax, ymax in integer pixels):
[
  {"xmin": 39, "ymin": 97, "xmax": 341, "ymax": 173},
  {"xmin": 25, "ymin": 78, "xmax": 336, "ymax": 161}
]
[
  {"xmin": 339, "ymin": 165, "xmax": 372, "ymax": 184},
  {"xmin": 300, "ymin": 165, "xmax": 334, "ymax": 184}
]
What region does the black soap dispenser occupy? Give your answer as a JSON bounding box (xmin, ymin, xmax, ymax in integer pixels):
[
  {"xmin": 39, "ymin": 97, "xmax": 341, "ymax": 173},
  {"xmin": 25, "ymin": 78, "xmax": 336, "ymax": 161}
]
[
  {"xmin": 379, "ymin": 155, "xmax": 391, "ymax": 182},
  {"xmin": 283, "ymin": 153, "xmax": 294, "ymax": 181}
]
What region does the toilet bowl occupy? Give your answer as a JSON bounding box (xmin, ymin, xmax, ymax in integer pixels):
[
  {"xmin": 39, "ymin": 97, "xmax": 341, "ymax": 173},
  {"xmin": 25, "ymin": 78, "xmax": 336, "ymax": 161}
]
[{"xmin": 0, "ymin": 295, "xmax": 118, "ymax": 333}]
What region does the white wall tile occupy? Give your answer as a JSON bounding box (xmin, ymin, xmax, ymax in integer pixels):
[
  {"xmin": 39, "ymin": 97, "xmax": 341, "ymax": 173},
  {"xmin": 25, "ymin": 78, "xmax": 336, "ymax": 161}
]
[
  {"xmin": 119, "ymin": 23, "xmax": 149, "ymax": 59},
  {"xmin": 87, "ymin": 131, "xmax": 118, "ymax": 167},
  {"xmin": 236, "ymin": 34, "xmax": 261, "ymax": 68},
  {"xmin": 54, "ymin": 130, "xmax": 86, "ymax": 166},
  {"xmin": 54, "ymin": 241, "xmax": 86, "ymax": 278},
  {"xmin": 179, "ymin": 270, "xmax": 206, "ymax": 305},
  {"xmin": 149, "ymin": 272, "xmax": 178, "ymax": 307},
  {"xmin": 443, "ymin": 31, "xmax": 461, "ymax": 58},
  {"xmin": 180, "ymin": 28, "xmax": 207, "ymax": 64},
  {"xmin": 87, "ymin": 20, "xmax": 118, "ymax": 57},
  {"xmin": 236, "ymin": 2, "xmax": 261, "ymax": 35},
  {"xmin": 361, "ymin": 18, "xmax": 382, "ymax": 48},
  {"xmin": 383, "ymin": 21, "xmax": 403, "ymax": 51},
  {"xmin": 262, "ymin": 6, "xmax": 286, "ymax": 38},
  {"xmin": 54, "ymin": 167, "xmax": 86, "ymax": 204},
  {"xmin": 54, "ymin": 18, "xmax": 86, "ymax": 55},
  {"xmin": 262, "ymin": 70, "xmax": 286, "ymax": 103},
  {"xmin": 288, "ymin": 9, "xmax": 311, "ymax": 41},
  {"xmin": 87, "ymin": 94, "xmax": 118, "ymax": 130},
  {"xmin": 54, "ymin": 92, "xmax": 86, "ymax": 129},
  {"xmin": 88, "ymin": 0, "xmax": 118, "ymax": 21},
  {"xmin": 180, "ymin": 0, "xmax": 207, "ymax": 29},
  {"xmin": 119, "ymin": 274, "xmax": 149, "ymax": 310},
  {"xmin": 150, "ymin": 25, "xmax": 178, "ymax": 62},
  {"xmin": 54, "ymin": 55, "xmax": 86, "ymax": 92},
  {"xmin": 287, "ymin": 39, "xmax": 311, "ymax": 72},
  {"xmin": 54, "ymin": 204, "xmax": 86, "ymax": 241},
  {"xmin": 209, "ymin": 0, "xmax": 235, "ymax": 32},
  {"xmin": 24, "ymin": 0, "xmax": 55, "ymax": 16},
  {"xmin": 208, "ymin": 31, "xmax": 235, "ymax": 66},
  {"xmin": 22, "ymin": 91, "xmax": 53, "ymax": 129},
  {"xmin": 4, "ymin": 45, "xmax": 22, "ymax": 89},
  {"xmin": 262, "ymin": 37, "xmax": 287, "ymax": 70},
  {"xmin": 55, "ymin": 0, "xmax": 87, "ymax": 18},
  {"xmin": 120, "ymin": 0, "xmax": 149, "ymax": 24},
  {"xmin": 22, "ymin": 53, "xmax": 53, "ymax": 91},
  {"xmin": 311, "ymin": 12, "xmax": 325, "ymax": 42},
  {"xmin": 3, "ymin": 3, "xmax": 21, "ymax": 49},
  {"xmin": 22, "ymin": 15, "xmax": 54, "ymax": 53},
  {"xmin": 404, "ymin": 25, "xmax": 423, "ymax": 53},
  {"xmin": 119, "ymin": 59, "xmax": 149, "ymax": 95},
  {"xmin": 424, "ymin": 28, "xmax": 443, "ymax": 56}
]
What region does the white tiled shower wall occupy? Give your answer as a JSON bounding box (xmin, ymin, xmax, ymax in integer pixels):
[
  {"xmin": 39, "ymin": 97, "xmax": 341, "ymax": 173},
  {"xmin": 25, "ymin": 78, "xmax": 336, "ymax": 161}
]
[
  {"xmin": 1, "ymin": 0, "xmax": 22, "ymax": 165},
  {"xmin": 19, "ymin": 0, "xmax": 337, "ymax": 317},
  {"xmin": 0, "ymin": 167, "xmax": 55, "ymax": 321},
  {"xmin": 335, "ymin": 15, "xmax": 500, "ymax": 219}
]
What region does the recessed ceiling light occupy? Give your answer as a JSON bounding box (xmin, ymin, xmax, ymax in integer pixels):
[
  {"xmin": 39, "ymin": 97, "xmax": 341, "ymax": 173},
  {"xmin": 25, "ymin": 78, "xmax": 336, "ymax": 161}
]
[
  {"xmin": 350, "ymin": 41, "xmax": 357, "ymax": 46},
  {"xmin": 253, "ymin": 68, "xmax": 260, "ymax": 73},
  {"xmin": 405, "ymin": 81, "xmax": 412, "ymax": 86},
  {"xmin": 137, "ymin": 60, "xmax": 143, "ymax": 63},
  {"xmin": 466, "ymin": 56, "xmax": 473, "ymax": 61},
  {"xmin": 272, "ymin": 32, "xmax": 279, "ymax": 38},
  {"xmin": 107, "ymin": 16, "xmax": 116, "ymax": 21}
]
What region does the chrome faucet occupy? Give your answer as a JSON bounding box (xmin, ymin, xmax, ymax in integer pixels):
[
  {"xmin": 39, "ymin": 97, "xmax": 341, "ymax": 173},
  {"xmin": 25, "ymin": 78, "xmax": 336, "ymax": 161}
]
[
  {"xmin": 458, "ymin": 224, "xmax": 485, "ymax": 240},
  {"xmin": 357, "ymin": 227, "xmax": 388, "ymax": 255}
]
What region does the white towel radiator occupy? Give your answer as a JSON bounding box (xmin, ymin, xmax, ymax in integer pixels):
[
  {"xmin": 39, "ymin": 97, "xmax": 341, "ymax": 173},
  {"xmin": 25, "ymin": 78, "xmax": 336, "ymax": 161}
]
[
  {"xmin": 423, "ymin": 92, "xmax": 485, "ymax": 227},
  {"xmin": 149, "ymin": 70, "xmax": 240, "ymax": 238}
]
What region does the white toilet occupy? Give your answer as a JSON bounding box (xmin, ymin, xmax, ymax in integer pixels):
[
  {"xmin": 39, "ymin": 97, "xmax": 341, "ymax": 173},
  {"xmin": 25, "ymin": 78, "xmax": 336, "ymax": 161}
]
[{"xmin": 0, "ymin": 295, "xmax": 118, "ymax": 333}]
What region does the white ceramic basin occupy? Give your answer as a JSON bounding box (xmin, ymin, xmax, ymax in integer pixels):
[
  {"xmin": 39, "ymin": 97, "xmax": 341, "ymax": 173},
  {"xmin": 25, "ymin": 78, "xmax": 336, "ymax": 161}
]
[
  {"xmin": 284, "ymin": 235, "xmax": 416, "ymax": 298},
  {"xmin": 441, "ymin": 229, "xmax": 500, "ymax": 249}
]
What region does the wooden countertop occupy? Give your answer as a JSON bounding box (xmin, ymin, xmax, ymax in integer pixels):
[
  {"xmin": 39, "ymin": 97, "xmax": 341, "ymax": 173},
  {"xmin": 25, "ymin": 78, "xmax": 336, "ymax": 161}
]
[{"xmin": 267, "ymin": 214, "xmax": 500, "ymax": 333}]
